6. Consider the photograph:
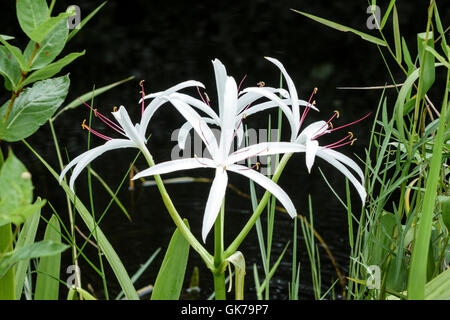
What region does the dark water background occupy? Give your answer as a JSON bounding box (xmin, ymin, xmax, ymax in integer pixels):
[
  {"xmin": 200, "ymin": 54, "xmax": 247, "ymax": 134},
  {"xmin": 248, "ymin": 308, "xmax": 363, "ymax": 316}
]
[{"xmin": 2, "ymin": 0, "xmax": 448, "ymax": 299}]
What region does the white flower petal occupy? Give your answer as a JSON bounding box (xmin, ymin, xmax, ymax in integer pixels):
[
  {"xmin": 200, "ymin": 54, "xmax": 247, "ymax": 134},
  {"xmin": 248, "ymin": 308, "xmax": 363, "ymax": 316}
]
[
  {"xmin": 59, "ymin": 139, "xmax": 137, "ymax": 191},
  {"xmin": 265, "ymin": 57, "xmax": 300, "ymax": 124},
  {"xmin": 170, "ymin": 93, "xmax": 220, "ymax": 123},
  {"xmin": 141, "ymin": 80, "xmax": 205, "ymax": 101},
  {"xmin": 202, "ymin": 168, "xmax": 228, "ymax": 242},
  {"xmin": 243, "ymin": 98, "xmax": 318, "ymax": 118},
  {"xmin": 315, "ymin": 149, "xmax": 367, "ymax": 204},
  {"xmin": 321, "ymin": 148, "xmax": 365, "ymax": 181},
  {"xmin": 218, "ymin": 76, "xmax": 239, "ymax": 162},
  {"xmin": 225, "ymin": 142, "xmax": 305, "ymax": 165},
  {"xmin": 227, "ymin": 164, "xmax": 297, "ymax": 218},
  {"xmin": 168, "ymin": 97, "xmax": 220, "ymax": 159},
  {"xmin": 237, "ymin": 88, "xmax": 290, "ymax": 113},
  {"xmin": 296, "ymin": 120, "xmax": 328, "ymax": 144},
  {"xmin": 133, "ymin": 157, "xmax": 215, "ymax": 180},
  {"xmin": 212, "ymin": 59, "xmax": 228, "ymax": 117},
  {"xmin": 112, "ymin": 106, "xmax": 145, "ymax": 147},
  {"xmin": 177, "ymin": 117, "xmax": 217, "ymax": 150},
  {"xmin": 305, "ymin": 139, "xmax": 319, "ymax": 173}
]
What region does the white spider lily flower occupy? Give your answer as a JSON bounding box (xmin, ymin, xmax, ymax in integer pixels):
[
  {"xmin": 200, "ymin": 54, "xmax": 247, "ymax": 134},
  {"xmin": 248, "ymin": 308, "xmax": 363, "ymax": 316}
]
[
  {"xmin": 133, "ymin": 76, "xmax": 300, "ymax": 243},
  {"xmin": 165, "ymin": 58, "xmax": 316, "ymax": 151},
  {"xmin": 59, "ymin": 79, "xmax": 204, "ymax": 191},
  {"xmin": 59, "ymin": 106, "xmax": 145, "ymax": 191},
  {"xmin": 259, "ymin": 57, "xmax": 370, "ymax": 204}
]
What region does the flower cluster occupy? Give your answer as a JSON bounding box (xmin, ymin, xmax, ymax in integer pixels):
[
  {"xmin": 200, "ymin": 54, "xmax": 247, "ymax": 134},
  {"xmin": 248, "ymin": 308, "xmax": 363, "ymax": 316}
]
[{"xmin": 59, "ymin": 57, "xmax": 368, "ymax": 242}]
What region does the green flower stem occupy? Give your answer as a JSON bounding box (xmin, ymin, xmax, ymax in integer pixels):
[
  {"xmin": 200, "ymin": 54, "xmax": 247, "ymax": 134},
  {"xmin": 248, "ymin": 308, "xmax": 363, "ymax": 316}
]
[
  {"xmin": 213, "ymin": 202, "xmax": 226, "ymax": 300},
  {"xmin": 224, "ymin": 152, "xmax": 293, "ymax": 259},
  {"xmin": 141, "ymin": 148, "xmax": 214, "ymax": 270}
]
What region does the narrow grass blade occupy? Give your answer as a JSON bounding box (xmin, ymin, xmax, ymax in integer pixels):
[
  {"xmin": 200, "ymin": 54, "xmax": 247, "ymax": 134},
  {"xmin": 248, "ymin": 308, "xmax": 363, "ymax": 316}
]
[
  {"xmin": 14, "ymin": 207, "xmax": 41, "ymax": 299},
  {"xmin": 0, "ymin": 223, "xmax": 15, "ymax": 300},
  {"xmin": 35, "ymin": 215, "xmax": 62, "ymax": 300}
]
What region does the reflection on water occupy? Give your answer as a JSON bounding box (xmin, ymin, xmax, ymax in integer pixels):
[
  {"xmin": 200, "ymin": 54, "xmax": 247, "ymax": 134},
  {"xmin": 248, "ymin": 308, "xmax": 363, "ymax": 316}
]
[{"xmin": 2, "ymin": 0, "xmax": 434, "ymax": 299}]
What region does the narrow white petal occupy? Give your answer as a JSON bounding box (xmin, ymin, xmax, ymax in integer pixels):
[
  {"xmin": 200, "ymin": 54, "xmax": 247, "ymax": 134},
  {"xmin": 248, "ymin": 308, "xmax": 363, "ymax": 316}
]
[
  {"xmin": 60, "ymin": 139, "xmax": 137, "ymax": 191},
  {"xmin": 218, "ymin": 76, "xmax": 239, "ymax": 162},
  {"xmin": 321, "ymin": 148, "xmax": 365, "ymax": 181},
  {"xmin": 112, "ymin": 106, "xmax": 145, "ymax": 147},
  {"xmin": 237, "ymin": 88, "xmax": 290, "ymax": 113},
  {"xmin": 243, "ymin": 98, "xmax": 318, "ymax": 118},
  {"xmin": 212, "ymin": 59, "xmax": 228, "ymax": 117},
  {"xmin": 225, "ymin": 142, "xmax": 305, "ymax": 165},
  {"xmin": 202, "ymin": 168, "xmax": 228, "ymax": 242},
  {"xmin": 177, "ymin": 117, "xmax": 217, "ymax": 150},
  {"xmin": 140, "ymin": 80, "xmax": 205, "ymax": 136},
  {"xmin": 141, "ymin": 80, "xmax": 205, "ymax": 101},
  {"xmin": 170, "ymin": 93, "xmax": 220, "ymax": 123},
  {"xmin": 168, "ymin": 97, "xmax": 220, "ymax": 159},
  {"xmin": 316, "ymin": 149, "xmax": 367, "ymax": 203},
  {"xmin": 228, "ymin": 164, "xmax": 297, "ymax": 218},
  {"xmin": 305, "ymin": 139, "xmax": 319, "ymax": 173},
  {"xmin": 296, "ymin": 120, "xmax": 328, "ymax": 144},
  {"xmin": 241, "ymin": 87, "xmax": 297, "ymax": 140},
  {"xmin": 133, "ymin": 157, "xmax": 215, "ymax": 180},
  {"xmin": 265, "ymin": 57, "xmax": 300, "ymax": 124}
]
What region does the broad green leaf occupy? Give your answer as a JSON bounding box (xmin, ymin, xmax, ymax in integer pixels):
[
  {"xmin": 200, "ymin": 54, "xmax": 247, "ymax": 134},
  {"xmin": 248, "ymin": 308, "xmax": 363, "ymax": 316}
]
[
  {"xmin": 21, "ymin": 51, "xmax": 85, "ymax": 88},
  {"xmin": 0, "ymin": 37, "xmax": 29, "ymax": 73},
  {"xmin": 28, "ymin": 12, "xmax": 72, "ymax": 44},
  {"xmin": 291, "ymin": 9, "xmax": 386, "ymax": 46},
  {"xmin": 67, "ymin": 1, "xmax": 107, "ymax": 42},
  {"xmin": 440, "ymin": 196, "xmax": 450, "ymax": 232},
  {"xmin": 14, "ymin": 207, "xmax": 41, "ymax": 299},
  {"xmin": 392, "ymin": 5, "xmax": 402, "ymax": 63},
  {"xmin": 424, "ymin": 268, "xmax": 450, "ymax": 299},
  {"xmin": 151, "ymin": 220, "xmax": 190, "ymax": 300},
  {"xmin": 23, "ymin": 141, "xmax": 139, "ymax": 300},
  {"xmin": 0, "ymin": 150, "xmax": 45, "ymax": 227},
  {"xmin": 0, "ymin": 224, "xmax": 15, "ymax": 299},
  {"xmin": 35, "ymin": 215, "xmax": 62, "ymax": 300},
  {"xmin": 52, "ymin": 76, "xmax": 135, "ymax": 121},
  {"xmin": 67, "ymin": 287, "xmax": 97, "ymax": 300},
  {"xmin": 24, "ymin": 20, "xmax": 69, "ymax": 71},
  {"xmin": 16, "ymin": 0, "xmax": 49, "ymax": 40},
  {"xmin": 425, "ymin": 46, "xmax": 450, "ymax": 70},
  {"xmin": 0, "ymin": 75, "xmax": 70, "ymax": 142},
  {"xmin": 0, "ymin": 240, "xmax": 68, "ymax": 279},
  {"xmin": 0, "ymin": 45, "xmax": 21, "ymax": 91}
]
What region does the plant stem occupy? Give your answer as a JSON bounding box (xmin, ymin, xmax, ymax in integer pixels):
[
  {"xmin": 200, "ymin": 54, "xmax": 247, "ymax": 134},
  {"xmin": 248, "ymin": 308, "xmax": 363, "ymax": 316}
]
[
  {"xmin": 224, "ymin": 152, "xmax": 293, "ymax": 258},
  {"xmin": 213, "ymin": 202, "xmax": 226, "ymax": 300},
  {"xmin": 140, "ymin": 148, "xmax": 214, "ymax": 269}
]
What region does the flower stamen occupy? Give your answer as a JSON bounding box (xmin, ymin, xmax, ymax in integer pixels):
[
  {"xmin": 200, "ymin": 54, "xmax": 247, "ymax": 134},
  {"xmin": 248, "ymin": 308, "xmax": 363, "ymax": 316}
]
[{"xmin": 81, "ymin": 119, "xmax": 112, "ymax": 141}]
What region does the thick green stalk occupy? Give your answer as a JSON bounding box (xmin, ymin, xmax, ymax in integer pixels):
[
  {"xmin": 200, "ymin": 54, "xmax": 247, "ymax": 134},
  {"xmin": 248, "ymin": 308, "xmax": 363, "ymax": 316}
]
[
  {"xmin": 224, "ymin": 152, "xmax": 293, "ymax": 258},
  {"xmin": 141, "ymin": 148, "xmax": 214, "ymax": 269},
  {"xmin": 213, "ymin": 203, "xmax": 226, "ymax": 300},
  {"xmin": 407, "ymin": 68, "xmax": 448, "ymax": 299}
]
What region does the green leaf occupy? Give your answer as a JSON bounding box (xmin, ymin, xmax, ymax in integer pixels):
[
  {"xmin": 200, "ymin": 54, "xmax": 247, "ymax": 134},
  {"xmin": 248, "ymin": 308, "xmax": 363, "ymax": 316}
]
[
  {"xmin": 35, "ymin": 215, "xmax": 62, "ymax": 300},
  {"xmin": 28, "ymin": 12, "xmax": 72, "ymax": 44},
  {"xmin": 424, "ymin": 268, "xmax": 450, "ymax": 299},
  {"xmin": 0, "ymin": 224, "xmax": 15, "ymax": 299},
  {"xmin": 0, "ymin": 45, "xmax": 21, "ymax": 91},
  {"xmin": 52, "ymin": 76, "xmax": 135, "ymax": 121},
  {"xmin": 440, "ymin": 196, "xmax": 450, "ymax": 232},
  {"xmin": 402, "ymin": 37, "xmax": 415, "ymax": 75},
  {"xmin": 380, "ymin": 0, "xmax": 396, "ymax": 30},
  {"xmin": 67, "ymin": 1, "xmax": 107, "ymax": 42},
  {"xmin": 225, "ymin": 251, "xmax": 246, "ymax": 300},
  {"xmin": 14, "ymin": 207, "xmax": 41, "ymax": 299},
  {"xmin": 0, "ymin": 35, "xmax": 15, "ymax": 41},
  {"xmin": 24, "ymin": 20, "xmax": 69, "ymax": 71},
  {"xmin": 0, "ymin": 75, "xmax": 70, "ymax": 142},
  {"xmin": 67, "ymin": 287, "xmax": 97, "ymax": 300},
  {"xmin": 151, "ymin": 220, "xmax": 190, "ymax": 300},
  {"xmin": 0, "ymin": 240, "xmax": 68, "ymax": 279},
  {"xmin": 0, "ymin": 37, "xmax": 29, "ymax": 73},
  {"xmin": 0, "ymin": 150, "xmax": 46, "ymax": 227},
  {"xmin": 16, "ymin": 0, "xmax": 49, "ymax": 40},
  {"xmin": 417, "ymin": 32, "xmax": 436, "ymax": 98},
  {"xmin": 291, "ymin": 9, "xmax": 386, "ymax": 46},
  {"xmin": 392, "ymin": 5, "xmax": 402, "ymax": 64},
  {"xmin": 21, "ymin": 51, "xmax": 85, "ymax": 88}
]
